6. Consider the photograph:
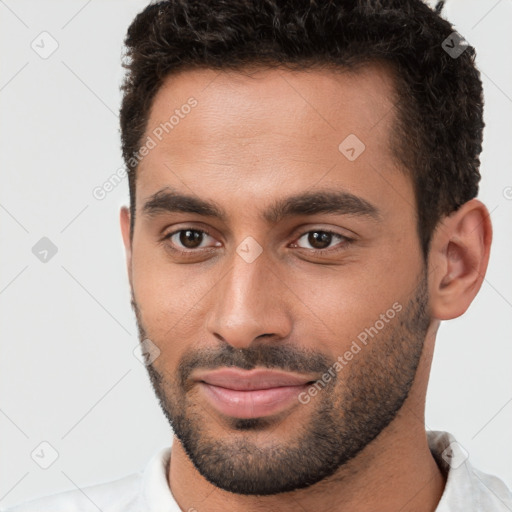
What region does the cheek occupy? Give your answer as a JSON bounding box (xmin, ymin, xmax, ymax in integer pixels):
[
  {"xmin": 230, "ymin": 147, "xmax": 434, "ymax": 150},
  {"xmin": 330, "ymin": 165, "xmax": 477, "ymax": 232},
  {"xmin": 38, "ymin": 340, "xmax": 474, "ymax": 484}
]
[
  {"xmin": 130, "ymin": 241, "xmax": 208, "ymax": 351},
  {"xmin": 284, "ymin": 256, "xmax": 415, "ymax": 356},
  {"xmin": 252, "ymin": 269, "xmax": 374, "ymax": 360}
]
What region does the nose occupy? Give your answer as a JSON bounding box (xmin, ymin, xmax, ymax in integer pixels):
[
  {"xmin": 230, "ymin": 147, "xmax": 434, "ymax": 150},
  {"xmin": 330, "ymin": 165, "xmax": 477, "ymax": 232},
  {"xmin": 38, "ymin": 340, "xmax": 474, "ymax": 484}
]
[{"xmin": 205, "ymin": 245, "xmax": 292, "ymax": 350}]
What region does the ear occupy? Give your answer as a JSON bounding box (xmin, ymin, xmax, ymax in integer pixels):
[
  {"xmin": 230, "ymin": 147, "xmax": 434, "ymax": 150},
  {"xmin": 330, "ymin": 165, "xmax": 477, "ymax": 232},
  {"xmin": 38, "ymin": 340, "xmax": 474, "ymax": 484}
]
[
  {"xmin": 428, "ymin": 199, "xmax": 492, "ymax": 320},
  {"xmin": 120, "ymin": 206, "xmax": 132, "ymax": 282}
]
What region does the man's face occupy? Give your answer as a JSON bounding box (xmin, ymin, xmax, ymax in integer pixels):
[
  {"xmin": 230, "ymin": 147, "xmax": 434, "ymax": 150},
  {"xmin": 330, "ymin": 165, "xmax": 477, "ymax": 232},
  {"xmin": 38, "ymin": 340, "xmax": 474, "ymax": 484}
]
[{"xmin": 122, "ymin": 64, "xmax": 431, "ymax": 495}]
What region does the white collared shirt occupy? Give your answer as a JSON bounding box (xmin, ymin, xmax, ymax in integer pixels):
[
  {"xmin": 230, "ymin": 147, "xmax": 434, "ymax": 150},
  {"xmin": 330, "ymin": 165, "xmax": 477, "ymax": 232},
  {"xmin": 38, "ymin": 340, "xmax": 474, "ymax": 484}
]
[{"xmin": 3, "ymin": 431, "xmax": 511, "ymax": 511}]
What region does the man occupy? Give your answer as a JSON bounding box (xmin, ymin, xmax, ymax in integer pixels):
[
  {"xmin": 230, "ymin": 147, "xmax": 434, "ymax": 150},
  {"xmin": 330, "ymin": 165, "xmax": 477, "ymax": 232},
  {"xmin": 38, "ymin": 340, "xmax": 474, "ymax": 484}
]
[{"xmin": 4, "ymin": 0, "xmax": 511, "ymax": 510}]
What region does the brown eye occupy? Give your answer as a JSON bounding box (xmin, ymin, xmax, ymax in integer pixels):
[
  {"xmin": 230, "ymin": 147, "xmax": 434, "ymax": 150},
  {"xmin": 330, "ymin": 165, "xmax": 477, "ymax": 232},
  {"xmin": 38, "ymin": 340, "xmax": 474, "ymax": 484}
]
[
  {"xmin": 163, "ymin": 228, "xmax": 221, "ymax": 254},
  {"xmin": 295, "ymin": 230, "xmax": 349, "ymax": 252},
  {"xmin": 306, "ymin": 231, "xmax": 333, "ymax": 250},
  {"xmin": 178, "ymin": 229, "xmax": 204, "ymax": 249}
]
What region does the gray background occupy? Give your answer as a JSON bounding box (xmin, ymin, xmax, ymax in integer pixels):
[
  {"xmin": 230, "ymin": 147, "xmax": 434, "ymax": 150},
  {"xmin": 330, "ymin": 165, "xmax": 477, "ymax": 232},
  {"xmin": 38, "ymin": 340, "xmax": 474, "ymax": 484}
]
[{"xmin": 1, "ymin": 0, "xmax": 511, "ymax": 507}]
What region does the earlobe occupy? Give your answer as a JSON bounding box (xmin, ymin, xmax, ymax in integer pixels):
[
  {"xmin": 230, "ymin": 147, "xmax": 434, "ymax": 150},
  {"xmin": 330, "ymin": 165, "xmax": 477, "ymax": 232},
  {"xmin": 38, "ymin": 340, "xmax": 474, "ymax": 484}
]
[{"xmin": 428, "ymin": 199, "xmax": 492, "ymax": 320}]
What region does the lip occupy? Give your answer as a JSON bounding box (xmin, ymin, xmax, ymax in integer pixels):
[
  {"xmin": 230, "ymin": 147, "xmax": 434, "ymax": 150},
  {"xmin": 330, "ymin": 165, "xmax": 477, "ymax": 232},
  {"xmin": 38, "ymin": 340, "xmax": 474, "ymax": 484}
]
[
  {"xmin": 193, "ymin": 368, "xmax": 316, "ymax": 390},
  {"xmin": 193, "ymin": 368, "xmax": 316, "ymax": 419}
]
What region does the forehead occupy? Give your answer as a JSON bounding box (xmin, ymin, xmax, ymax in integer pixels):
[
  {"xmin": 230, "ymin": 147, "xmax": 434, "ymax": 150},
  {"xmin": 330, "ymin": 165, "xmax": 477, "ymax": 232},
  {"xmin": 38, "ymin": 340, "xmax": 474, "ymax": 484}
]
[
  {"xmin": 136, "ymin": 63, "xmax": 411, "ymax": 220},
  {"xmin": 145, "ymin": 62, "xmax": 399, "ymax": 149}
]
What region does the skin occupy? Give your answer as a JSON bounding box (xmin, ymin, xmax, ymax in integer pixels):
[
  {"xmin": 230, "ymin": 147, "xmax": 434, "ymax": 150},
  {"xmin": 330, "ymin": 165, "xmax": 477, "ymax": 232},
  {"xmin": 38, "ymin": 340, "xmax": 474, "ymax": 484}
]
[{"xmin": 120, "ymin": 63, "xmax": 492, "ymax": 512}]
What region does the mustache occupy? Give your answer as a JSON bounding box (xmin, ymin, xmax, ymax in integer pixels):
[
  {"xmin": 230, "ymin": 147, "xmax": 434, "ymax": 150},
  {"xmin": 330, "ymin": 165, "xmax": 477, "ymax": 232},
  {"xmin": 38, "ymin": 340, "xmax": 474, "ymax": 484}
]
[{"xmin": 176, "ymin": 343, "xmax": 333, "ymax": 390}]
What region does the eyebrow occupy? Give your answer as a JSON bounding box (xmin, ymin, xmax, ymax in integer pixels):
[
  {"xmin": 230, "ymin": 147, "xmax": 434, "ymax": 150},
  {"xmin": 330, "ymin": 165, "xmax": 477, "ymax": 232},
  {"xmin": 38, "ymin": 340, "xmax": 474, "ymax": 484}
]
[{"xmin": 142, "ymin": 186, "xmax": 381, "ymax": 224}]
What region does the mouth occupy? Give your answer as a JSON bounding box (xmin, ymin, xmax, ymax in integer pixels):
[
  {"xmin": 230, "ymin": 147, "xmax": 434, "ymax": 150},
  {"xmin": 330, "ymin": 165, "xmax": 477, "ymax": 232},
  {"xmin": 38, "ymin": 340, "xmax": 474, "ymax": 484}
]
[{"xmin": 193, "ymin": 368, "xmax": 317, "ymax": 419}]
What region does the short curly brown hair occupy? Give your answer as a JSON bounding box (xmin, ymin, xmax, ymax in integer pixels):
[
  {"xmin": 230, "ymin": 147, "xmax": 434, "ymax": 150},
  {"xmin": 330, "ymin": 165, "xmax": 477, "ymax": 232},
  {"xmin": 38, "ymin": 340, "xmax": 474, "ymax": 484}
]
[{"xmin": 119, "ymin": 0, "xmax": 484, "ymax": 258}]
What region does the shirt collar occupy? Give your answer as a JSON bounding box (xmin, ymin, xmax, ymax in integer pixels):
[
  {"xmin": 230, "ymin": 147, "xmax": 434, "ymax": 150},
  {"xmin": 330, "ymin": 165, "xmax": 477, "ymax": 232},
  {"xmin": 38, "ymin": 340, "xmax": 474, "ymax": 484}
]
[
  {"xmin": 427, "ymin": 430, "xmax": 512, "ymax": 511},
  {"xmin": 141, "ymin": 445, "xmax": 177, "ymax": 511}
]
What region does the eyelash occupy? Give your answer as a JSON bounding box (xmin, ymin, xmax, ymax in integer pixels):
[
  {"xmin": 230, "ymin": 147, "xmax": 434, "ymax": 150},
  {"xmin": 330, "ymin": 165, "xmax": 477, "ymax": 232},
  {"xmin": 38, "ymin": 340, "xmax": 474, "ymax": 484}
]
[{"xmin": 161, "ymin": 228, "xmax": 354, "ymax": 257}]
